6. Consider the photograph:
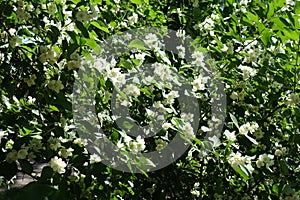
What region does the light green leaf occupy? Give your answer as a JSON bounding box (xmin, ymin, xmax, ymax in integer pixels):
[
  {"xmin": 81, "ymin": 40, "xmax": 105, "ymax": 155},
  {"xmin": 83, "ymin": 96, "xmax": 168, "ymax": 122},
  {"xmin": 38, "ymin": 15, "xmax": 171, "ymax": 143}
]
[
  {"xmin": 128, "ymin": 39, "xmax": 146, "ymax": 50},
  {"xmin": 234, "ymin": 165, "xmax": 249, "ymax": 181},
  {"xmin": 245, "ymin": 134, "xmax": 258, "ymax": 145},
  {"xmin": 246, "ymin": 11, "xmax": 259, "ymax": 23},
  {"xmin": 69, "ymin": 0, "xmax": 81, "ymax": 3},
  {"xmin": 296, "ymin": 1, "xmax": 300, "ymax": 14},
  {"xmin": 229, "ymin": 113, "xmax": 239, "ymax": 129},
  {"xmin": 267, "ymin": 2, "xmax": 274, "ymax": 18},
  {"xmin": 261, "ymin": 29, "xmax": 273, "ymax": 46},
  {"xmin": 90, "ymin": 21, "xmax": 109, "ymax": 33},
  {"xmin": 49, "ymin": 105, "xmax": 59, "ymax": 112},
  {"xmin": 282, "ymin": 28, "xmax": 299, "ymax": 40},
  {"xmin": 86, "ymin": 38, "xmax": 101, "ymax": 55},
  {"xmin": 130, "ymin": 0, "xmax": 143, "ymax": 5},
  {"xmin": 94, "ymin": 0, "xmax": 102, "ymax": 4}
]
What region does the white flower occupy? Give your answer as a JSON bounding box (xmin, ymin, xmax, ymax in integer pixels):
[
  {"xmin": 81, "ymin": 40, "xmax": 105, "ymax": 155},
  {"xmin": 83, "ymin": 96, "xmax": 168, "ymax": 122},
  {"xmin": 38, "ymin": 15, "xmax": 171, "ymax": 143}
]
[
  {"xmin": 9, "ymin": 36, "xmax": 19, "ymax": 48},
  {"xmin": 230, "ymin": 91, "xmax": 239, "ymax": 100},
  {"xmin": 155, "ymin": 139, "xmax": 167, "ymax": 150},
  {"xmin": 256, "ymin": 154, "xmax": 274, "ymax": 168},
  {"xmin": 116, "ymin": 140, "xmax": 125, "ymax": 150},
  {"xmin": 224, "ymin": 130, "xmax": 236, "ymax": 141},
  {"xmin": 76, "ymin": 11, "xmax": 88, "ymax": 22},
  {"xmin": 59, "ymin": 147, "xmax": 74, "ymax": 158},
  {"xmin": 136, "ymin": 136, "xmax": 146, "ymax": 152},
  {"xmin": 202, "ymin": 17, "xmax": 214, "ymax": 30},
  {"xmin": 192, "ymin": 76, "xmax": 206, "ymax": 91},
  {"xmin": 181, "ymin": 122, "xmax": 195, "ymax": 139},
  {"xmin": 28, "ymin": 138, "xmax": 43, "ymax": 152},
  {"xmin": 107, "ymin": 68, "xmax": 126, "ymax": 88},
  {"xmin": 47, "ymin": 80, "xmax": 64, "ymax": 93},
  {"xmin": 128, "ymin": 13, "xmax": 138, "ymax": 25},
  {"xmin": 17, "ymin": 149, "xmax": 28, "ymax": 159},
  {"xmin": 256, "ymin": 159, "xmax": 264, "ymax": 168},
  {"xmin": 49, "ymin": 156, "xmax": 67, "ymax": 174},
  {"xmin": 134, "ymin": 53, "xmax": 146, "ymax": 62},
  {"xmin": 228, "ymin": 151, "xmax": 253, "ymax": 169},
  {"xmin": 274, "ymin": 149, "xmax": 282, "ymax": 156},
  {"xmin": 238, "ymin": 65, "xmax": 257, "ymax": 79},
  {"xmin": 286, "ymin": 93, "xmax": 300, "ymax": 106},
  {"xmin": 6, "ymin": 150, "xmax": 18, "ymax": 163},
  {"xmin": 145, "ymin": 33, "xmax": 159, "ymax": 48},
  {"xmin": 228, "ymin": 152, "xmax": 245, "ymax": 168},
  {"xmin": 221, "ymin": 44, "xmax": 228, "ymax": 52},
  {"xmin": 181, "ymin": 113, "xmax": 194, "ymax": 123},
  {"xmin": 240, "ymin": 0, "xmax": 249, "ymax": 5},
  {"xmin": 24, "ymin": 74, "xmax": 37, "ymax": 87},
  {"xmin": 239, "ymin": 122, "xmax": 258, "ymax": 135},
  {"xmin": 126, "ymin": 136, "xmax": 146, "ymax": 153},
  {"xmin": 0, "ymin": 130, "xmax": 8, "ymax": 143},
  {"xmin": 48, "ymin": 3, "xmax": 57, "ymax": 15},
  {"xmin": 286, "ymin": 0, "xmax": 295, "ymax": 6},
  {"xmin": 163, "ymin": 90, "xmax": 179, "ymax": 105},
  {"xmin": 176, "ymin": 45, "xmax": 185, "ymax": 58},
  {"xmin": 124, "ymin": 84, "xmax": 140, "ymax": 97},
  {"xmin": 48, "ymin": 137, "xmax": 61, "ymax": 151},
  {"xmin": 90, "ymin": 153, "xmax": 102, "ymax": 164},
  {"xmin": 162, "ymin": 122, "xmax": 172, "ymax": 130},
  {"xmin": 73, "ymin": 138, "xmax": 87, "ymax": 147},
  {"xmin": 192, "ymin": 51, "xmax": 205, "ymax": 67},
  {"xmin": 239, "ymin": 122, "xmax": 251, "ymax": 135},
  {"xmin": 153, "ymin": 63, "xmax": 172, "ymax": 82},
  {"xmin": 191, "ymin": 190, "xmax": 200, "ymax": 197}
]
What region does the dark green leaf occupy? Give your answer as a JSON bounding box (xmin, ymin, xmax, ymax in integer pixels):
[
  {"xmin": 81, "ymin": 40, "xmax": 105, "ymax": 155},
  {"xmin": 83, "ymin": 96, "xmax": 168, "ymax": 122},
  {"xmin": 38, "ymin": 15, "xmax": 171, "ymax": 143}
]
[
  {"xmin": 75, "ymin": 21, "xmax": 89, "ymax": 38},
  {"xmin": 19, "ymin": 159, "xmax": 33, "ymax": 174}
]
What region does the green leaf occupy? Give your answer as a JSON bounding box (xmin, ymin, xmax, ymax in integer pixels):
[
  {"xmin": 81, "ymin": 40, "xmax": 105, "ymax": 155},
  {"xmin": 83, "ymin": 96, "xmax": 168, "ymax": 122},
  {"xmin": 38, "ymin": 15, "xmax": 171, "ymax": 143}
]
[
  {"xmin": 234, "ymin": 165, "xmax": 249, "ymax": 181},
  {"xmin": 296, "ymin": 1, "xmax": 300, "ymax": 14},
  {"xmin": 261, "ymin": 29, "xmax": 273, "ymax": 46},
  {"xmin": 91, "ymin": 21, "xmax": 109, "ymax": 33},
  {"xmin": 119, "ymin": 58, "xmax": 133, "ymax": 70},
  {"xmin": 48, "ymin": 105, "xmax": 59, "ymax": 112},
  {"xmin": 271, "ymin": 17, "xmax": 287, "ymax": 30},
  {"xmin": 130, "ymin": 0, "xmax": 143, "ymax": 5},
  {"xmin": 267, "ymin": 2, "xmax": 274, "ymax": 18},
  {"xmin": 246, "ymin": 11, "xmax": 259, "ymax": 23},
  {"xmin": 13, "ymin": 182, "xmax": 57, "ymax": 199},
  {"xmin": 40, "ymin": 166, "xmax": 53, "ymax": 182},
  {"xmin": 279, "ymin": 160, "xmax": 289, "ymax": 175},
  {"xmin": 272, "ymin": 184, "xmax": 279, "ymax": 194},
  {"xmin": 67, "ymin": 43, "xmax": 79, "ymax": 57},
  {"xmin": 111, "ymin": 129, "xmax": 119, "ymax": 141},
  {"xmin": 75, "ymin": 21, "xmax": 89, "ymax": 38},
  {"xmin": 282, "ymin": 28, "xmax": 299, "ymax": 40},
  {"xmin": 69, "ymin": 0, "xmax": 81, "ymax": 3},
  {"xmin": 0, "ymin": 161, "xmax": 18, "ymax": 180},
  {"xmin": 86, "ymin": 38, "xmax": 101, "ymax": 54},
  {"xmin": 229, "ymin": 113, "xmax": 239, "ymax": 129},
  {"xmin": 140, "ymin": 88, "xmax": 152, "ymax": 95},
  {"xmin": 47, "ymin": 26, "xmax": 60, "ymax": 44},
  {"xmin": 19, "ymin": 159, "xmax": 33, "ymax": 174},
  {"xmin": 245, "ymin": 134, "xmax": 258, "ymax": 145},
  {"xmin": 128, "ymin": 39, "xmax": 146, "ymax": 50},
  {"xmin": 94, "ymin": 0, "xmax": 102, "ymax": 4},
  {"xmin": 66, "ymin": 31, "xmax": 78, "ymax": 44},
  {"xmin": 122, "ymin": 121, "xmax": 134, "ymax": 130}
]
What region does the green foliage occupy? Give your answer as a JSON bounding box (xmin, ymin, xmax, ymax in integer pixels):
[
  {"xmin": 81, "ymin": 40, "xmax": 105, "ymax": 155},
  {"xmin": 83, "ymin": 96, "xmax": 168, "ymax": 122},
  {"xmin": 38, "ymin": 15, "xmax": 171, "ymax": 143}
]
[{"xmin": 0, "ymin": 0, "xmax": 299, "ymax": 199}]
